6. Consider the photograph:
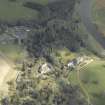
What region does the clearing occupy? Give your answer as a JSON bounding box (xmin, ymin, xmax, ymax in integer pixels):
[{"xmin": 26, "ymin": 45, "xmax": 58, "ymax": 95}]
[{"xmin": 0, "ymin": 54, "xmax": 17, "ymax": 96}]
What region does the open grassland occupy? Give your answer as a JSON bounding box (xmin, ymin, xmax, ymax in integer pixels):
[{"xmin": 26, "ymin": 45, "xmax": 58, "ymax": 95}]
[
  {"xmin": 0, "ymin": 44, "xmax": 27, "ymax": 62},
  {"xmin": 55, "ymin": 48, "xmax": 76, "ymax": 64},
  {"xmin": 80, "ymin": 60, "xmax": 105, "ymax": 105},
  {"xmin": 0, "ymin": 0, "xmax": 48, "ymax": 22},
  {"xmin": 92, "ymin": 0, "xmax": 105, "ymax": 35},
  {"xmin": 69, "ymin": 59, "xmax": 105, "ymax": 105}
]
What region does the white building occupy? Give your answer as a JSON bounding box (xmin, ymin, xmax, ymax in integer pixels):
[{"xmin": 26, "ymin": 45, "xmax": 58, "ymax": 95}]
[
  {"xmin": 76, "ymin": 57, "xmax": 84, "ymax": 65},
  {"xmin": 67, "ymin": 56, "xmax": 84, "ymax": 68},
  {"xmin": 39, "ymin": 63, "xmax": 53, "ymax": 74},
  {"xmin": 68, "ymin": 61, "xmax": 76, "ymax": 68}
]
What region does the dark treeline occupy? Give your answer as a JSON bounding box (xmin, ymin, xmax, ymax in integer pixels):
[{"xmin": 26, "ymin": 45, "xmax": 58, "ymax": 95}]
[
  {"xmin": 0, "ymin": 0, "xmax": 76, "ymax": 27},
  {"xmin": 25, "ymin": 19, "xmax": 84, "ymax": 58},
  {"xmin": 23, "ymin": 2, "xmax": 45, "ymax": 12},
  {"xmin": 23, "ymin": 0, "xmax": 75, "ymax": 20}
]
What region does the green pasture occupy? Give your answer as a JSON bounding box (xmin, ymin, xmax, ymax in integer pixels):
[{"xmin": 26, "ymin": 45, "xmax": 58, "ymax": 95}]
[
  {"xmin": 0, "ymin": 0, "xmax": 48, "ymax": 22},
  {"xmin": 69, "ymin": 60, "xmax": 105, "ymax": 105}
]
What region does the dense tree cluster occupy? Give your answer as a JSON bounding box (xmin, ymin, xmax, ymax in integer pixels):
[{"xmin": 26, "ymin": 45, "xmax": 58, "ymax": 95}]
[
  {"xmin": 24, "ymin": 0, "xmax": 84, "ymax": 58},
  {"xmin": 26, "ymin": 18, "xmax": 84, "ymax": 58}
]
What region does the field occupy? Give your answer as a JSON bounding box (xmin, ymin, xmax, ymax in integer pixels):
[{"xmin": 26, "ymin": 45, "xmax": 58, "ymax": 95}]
[
  {"xmin": 55, "ymin": 48, "xmax": 76, "ymax": 64},
  {"xmin": 0, "ymin": 0, "xmax": 48, "ymax": 22},
  {"xmin": 80, "ymin": 60, "xmax": 105, "ymax": 105},
  {"xmin": 92, "ymin": 0, "xmax": 105, "ymax": 34},
  {"xmin": 69, "ymin": 59, "xmax": 105, "ymax": 105},
  {"xmin": 0, "ymin": 44, "xmax": 27, "ymax": 62}
]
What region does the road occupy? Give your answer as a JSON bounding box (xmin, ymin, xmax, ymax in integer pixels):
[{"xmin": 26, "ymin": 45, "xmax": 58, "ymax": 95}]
[{"xmin": 79, "ymin": 0, "xmax": 105, "ymax": 49}]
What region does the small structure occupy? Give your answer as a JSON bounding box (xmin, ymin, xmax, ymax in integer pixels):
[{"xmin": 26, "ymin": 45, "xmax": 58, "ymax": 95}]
[
  {"xmin": 67, "ymin": 61, "xmax": 75, "ymax": 68},
  {"xmin": 76, "ymin": 56, "xmax": 84, "ymax": 65},
  {"xmin": 38, "ymin": 63, "xmax": 54, "ymax": 74},
  {"xmin": 26, "ymin": 29, "xmax": 30, "ymax": 32},
  {"xmin": 67, "ymin": 55, "xmax": 93, "ymax": 69},
  {"xmin": 67, "ymin": 56, "xmax": 85, "ymax": 68}
]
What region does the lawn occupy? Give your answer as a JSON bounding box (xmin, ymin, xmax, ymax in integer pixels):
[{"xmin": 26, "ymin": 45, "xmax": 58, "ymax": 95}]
[
  {"xmin": 69, "ymin": 60, "xmax": 105, "ymax": 105},
  {"xmin": 0, "ymin": 0, "xmax": 48, "ymax": 22},
  {"xmin": 80, "ymin": 60, "xmax": 105, "ymax": 105}
]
